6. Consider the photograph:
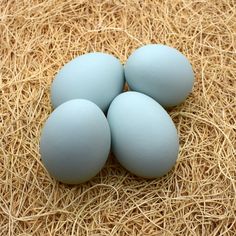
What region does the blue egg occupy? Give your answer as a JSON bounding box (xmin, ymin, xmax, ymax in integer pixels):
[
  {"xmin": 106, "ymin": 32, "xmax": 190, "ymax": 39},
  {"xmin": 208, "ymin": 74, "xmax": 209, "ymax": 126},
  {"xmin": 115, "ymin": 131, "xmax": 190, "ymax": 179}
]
[
  {"xmin": 40, "ymin": 99, "xmax": 111, "ymax": 184},
  {"xmin": 125, "ymin": 44, "xmax": 194, "ymax": 107},
  {"xmin": 51, "ymin": 52, "xmax": 124, "ymax": 112},
  {"xmin": 107, "ymin": 91, "xmax": 179, "ymax": 178}
]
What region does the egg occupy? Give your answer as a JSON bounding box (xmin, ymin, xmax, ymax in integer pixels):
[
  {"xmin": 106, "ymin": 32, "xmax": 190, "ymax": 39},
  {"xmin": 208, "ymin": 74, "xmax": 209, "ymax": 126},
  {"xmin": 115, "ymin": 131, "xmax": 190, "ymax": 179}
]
[
  {"xmin": 40, "ymin": 99, "xmax": 111, "ymax": 184},
  {"xmin": 107, "ymin": 91, "xmax": 179, "ymax": 178},
  {"xmin": 51, "ymin": 52, "xmax": 124, "ymax": 112},
  {"xmin": 124, "ymin": 44, "xmax": 194, "ymax": 107}
]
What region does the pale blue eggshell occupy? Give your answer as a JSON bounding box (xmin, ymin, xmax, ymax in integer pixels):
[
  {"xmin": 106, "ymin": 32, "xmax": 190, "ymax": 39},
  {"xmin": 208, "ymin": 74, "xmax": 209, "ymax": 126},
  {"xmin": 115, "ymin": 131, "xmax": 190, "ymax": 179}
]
[
  {"xmin": 107, "ymin": 91, "xmax": 179, "ymax": 178},
  {"xmin": 51, "ymin": 52, "xmax": 124, "ymax": 112},
  {"xmin": 125, "ymin": 44, "xmax": 194, "ymax": 107},
  {"xmin": 40, "ymin": 99, "xmax": 111, "ymax": 184}
]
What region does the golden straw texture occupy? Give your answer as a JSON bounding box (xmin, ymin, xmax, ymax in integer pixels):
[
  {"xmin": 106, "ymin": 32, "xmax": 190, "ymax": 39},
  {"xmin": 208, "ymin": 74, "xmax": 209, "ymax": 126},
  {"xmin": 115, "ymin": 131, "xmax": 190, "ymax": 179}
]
[{"xmin": 1, "ymin": 0, "xmax": 236, "ymax": 235}]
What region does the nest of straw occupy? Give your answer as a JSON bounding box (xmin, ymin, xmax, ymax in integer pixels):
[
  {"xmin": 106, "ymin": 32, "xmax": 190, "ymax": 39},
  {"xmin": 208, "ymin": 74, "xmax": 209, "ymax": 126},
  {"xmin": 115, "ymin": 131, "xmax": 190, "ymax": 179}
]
[{"xmin": 1, "ymin": 0, "xmax": 235, "ymax": 235}]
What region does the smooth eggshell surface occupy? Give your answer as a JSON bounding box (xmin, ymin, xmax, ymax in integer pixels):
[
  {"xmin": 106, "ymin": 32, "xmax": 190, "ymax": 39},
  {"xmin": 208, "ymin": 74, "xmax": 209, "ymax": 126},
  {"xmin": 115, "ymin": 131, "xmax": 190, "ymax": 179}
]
[
  {"xmin": 107, "ymin": 91, "xmax": 179, "ymax": 178},
  {"xmin": 124, "ymin": 44, "xmax": 194, "ymax": 107},
  {"xmin": 40, "ymin": 99, "xmax": 111, "ymax": 184},
  {"xmin": 51, "ymin": 52, "xmax": 124, "ymax": 112}
]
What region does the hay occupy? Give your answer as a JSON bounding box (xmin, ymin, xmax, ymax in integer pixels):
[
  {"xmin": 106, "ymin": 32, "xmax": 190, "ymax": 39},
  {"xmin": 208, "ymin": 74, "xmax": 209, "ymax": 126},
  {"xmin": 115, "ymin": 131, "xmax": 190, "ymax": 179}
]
[{"xmin": 1, "ymin": 0, "xmax": 235, "ymax": 235}]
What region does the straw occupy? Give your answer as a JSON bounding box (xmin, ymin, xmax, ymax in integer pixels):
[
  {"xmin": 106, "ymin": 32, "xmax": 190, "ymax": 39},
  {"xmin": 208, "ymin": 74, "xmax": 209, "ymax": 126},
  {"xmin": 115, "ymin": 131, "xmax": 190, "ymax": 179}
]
[{"xmin": 1, "ymin": 0, "xmax": 235, "ymax": 235}]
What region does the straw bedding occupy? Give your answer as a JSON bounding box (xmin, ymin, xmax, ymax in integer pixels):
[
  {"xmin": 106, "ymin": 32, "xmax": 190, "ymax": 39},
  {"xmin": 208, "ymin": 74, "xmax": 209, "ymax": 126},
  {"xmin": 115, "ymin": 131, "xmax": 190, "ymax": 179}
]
[{"xmin": 0, "ymin": 0, "xmax": 235, "ymax": 235}]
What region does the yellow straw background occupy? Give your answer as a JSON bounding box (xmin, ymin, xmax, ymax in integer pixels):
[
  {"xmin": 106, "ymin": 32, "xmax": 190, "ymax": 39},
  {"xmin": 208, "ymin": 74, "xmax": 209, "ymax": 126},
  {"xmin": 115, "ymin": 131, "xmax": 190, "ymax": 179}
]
[{"xmin": 1, "ymin": 0, "xmax": 235, "ymax": 235}]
